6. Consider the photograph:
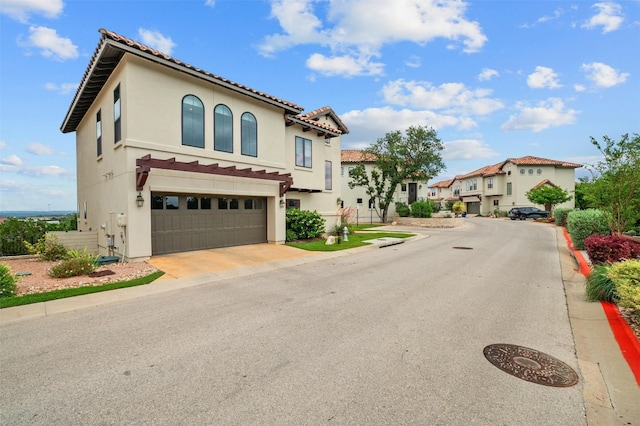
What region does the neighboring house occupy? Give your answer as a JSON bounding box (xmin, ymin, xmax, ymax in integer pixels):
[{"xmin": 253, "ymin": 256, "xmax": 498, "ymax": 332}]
[
  {"xmin": 340, "ymin": 150, "xmax": 431, "ymax": 223},
  {"xmin": 428, "ymin": 156, "xmax": 582, "ymax": 215},
  {"xmin": 61, "ymin": 29, "xmax": 348, "ymax": 261}
]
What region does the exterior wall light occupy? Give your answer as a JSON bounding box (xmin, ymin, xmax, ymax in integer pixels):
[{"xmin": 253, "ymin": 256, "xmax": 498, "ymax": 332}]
[
  {"xmin": 280, "ymin": 198, "xmax": 285, "ymax": 208},
  {"xmin": 136, "ymin": 192, "xmax": 145, "ymax": 207}
]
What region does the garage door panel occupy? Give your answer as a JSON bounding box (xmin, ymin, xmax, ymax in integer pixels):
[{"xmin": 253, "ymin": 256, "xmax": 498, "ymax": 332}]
[{"xmin": 151, "ymin": 194, "xmax": 267, "ymax": 255}]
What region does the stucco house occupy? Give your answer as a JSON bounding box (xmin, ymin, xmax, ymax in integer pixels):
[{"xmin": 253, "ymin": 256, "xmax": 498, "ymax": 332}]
[
  {"xmin": 61, "ymin": 29, "xmax": 348, "ymax": 261},
  {"xmin": 428, "ymin": 156, "xmax": 582, "ymax": 215},
  {"xmin": 340, "ymin": 150, "xmax": 431, "ymax": 223}
]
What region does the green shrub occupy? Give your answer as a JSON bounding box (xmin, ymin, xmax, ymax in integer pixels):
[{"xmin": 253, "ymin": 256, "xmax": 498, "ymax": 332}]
[
  {"xmin": 0, "ymin": 264, "xmax": 18, "ymax": 298},
  {"xmin": 567, "ymin": 209, "xmax": 610, "ymax": 250},
  {"xmin": 0, "ymin": 218, "xmax": 47, "ymax": 256},
  {"xmin": 48, "ymin": 257, "xmax": 98, "ymax": 278},
  {"xmin": 285, "ymin": 209, "xmax": 326, "ymax": 240},
  {"xmin": 395, "ymin": 202, "xmax": 410, "ymax": 217},
  {"xmin": 608, "ymin": 259, "xmax": 640, "ymax": 311},
  {"xmin": 410, "ymin": 200, "xmax": 433, "ymax": 218},
  {"xmin": 24, "ymin": 234, "xmax": 68, "ymax": 261},
  {"xmin": 285, "ymin": 229, "xmax": 298, "ymax": 242},
  {"xmin": 553, "ymin": 208, "xmax": 574, "ymax": 227},
  {"xmin": 585, "ymin": 265, "xmax": 617, "ymax": 302},
  {"xmin": 493, "ymin": 209, "xmax": 508, "ymax": 218},
  {"xmin": 429, "ymin": 199, "xmax": 441, "ymax": 213}
]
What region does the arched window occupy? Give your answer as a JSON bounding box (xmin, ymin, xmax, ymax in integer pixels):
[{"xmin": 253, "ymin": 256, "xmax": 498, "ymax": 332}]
[
  {"xmin": 214, "ymin": 104, "xmax": 233, "ymax": 152},
  {"xmin": 241, "ymin": 112, "xmax": 257, "ymax": 157},
  {"xmin": 182, "ymin": 95, "xmax": 204, "ymax": 148}
]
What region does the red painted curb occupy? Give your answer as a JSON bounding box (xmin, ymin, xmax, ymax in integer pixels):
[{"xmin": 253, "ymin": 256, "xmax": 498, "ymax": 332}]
[{"xmin": 561, "ymin": 228, "xmax": 640, "ymax": 386}]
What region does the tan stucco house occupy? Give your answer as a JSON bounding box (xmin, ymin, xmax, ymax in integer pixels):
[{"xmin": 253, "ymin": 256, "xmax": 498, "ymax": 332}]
[
  {"xmin": 61, "ymin": 29, "xmax": 348, "ymax": 261},
  {"xmin": 340, "ymin": 150, "xmax": 431, "ymax": 223},
  {"xmin": 428, "ymin": 156, "xmax": 582, "ymax": 215}
]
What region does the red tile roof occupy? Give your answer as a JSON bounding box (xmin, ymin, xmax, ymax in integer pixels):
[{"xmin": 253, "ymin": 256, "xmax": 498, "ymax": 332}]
[
  {"xmin": 506, "ymin": 156, "xmax": 582, "ymax": 168},
  {"xmin": 341, "ymin": 150, "xmax": 377, "ymax": 163},
  {"xmin": 64, "ymin": 28, "xmax": 342, "ymax": 133},
  {"xmin": 532, "ymin": 179, "xmax": 559, "ymax": 189},
  {"xmin": 428, "ymin": 179, "xmax": 454, "ymax": 188}
]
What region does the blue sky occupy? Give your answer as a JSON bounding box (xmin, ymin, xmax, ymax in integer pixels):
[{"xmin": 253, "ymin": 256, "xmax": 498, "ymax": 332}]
[{"xmin": 1, "ymin": 0, "xmax": 638, "ymax": 211}]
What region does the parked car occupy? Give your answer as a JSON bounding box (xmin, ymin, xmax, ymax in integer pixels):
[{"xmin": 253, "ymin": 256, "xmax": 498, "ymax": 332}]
[{"xmin": 508, "ymin": 207, "xmax": 550, "ymax": 220}]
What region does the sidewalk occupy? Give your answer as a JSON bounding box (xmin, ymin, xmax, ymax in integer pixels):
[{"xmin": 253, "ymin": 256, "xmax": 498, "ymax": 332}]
[{"xmin": 558, "ymin": 227, "xmax": 640, "ymax": 424}]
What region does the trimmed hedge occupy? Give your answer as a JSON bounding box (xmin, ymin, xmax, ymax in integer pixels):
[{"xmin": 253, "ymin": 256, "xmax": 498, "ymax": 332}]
[
  {"xmin": 585, "ymin": 235, "xmax": 640, "ymax": 265},
  {"xmin": 395, "ymin": 202, "xmax": 410, "ymax": 217},
  {"xmin": 608, "ymin": 259, "xmax": 640, "ymax": 312},
  {"xmin": 410, "ymin": 200, "xmax": 433, "ymax": 218},
  {"xmin": 553, "ymin": 207, "xmax": 574, "ymax": 227},
  {"xmin": 567, "ymin": 209, "xmax": 610, "ymax": 250}
]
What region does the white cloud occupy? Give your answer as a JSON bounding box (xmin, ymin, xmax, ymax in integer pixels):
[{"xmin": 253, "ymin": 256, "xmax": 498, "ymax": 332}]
[
  {"xmin": 581, "ymin": 62, "xmax": 628, "ymax": 88},
  {"xmin": 1, "ymin": 154, "xmax": 23, "ymax": 166},
  {"xmin": 138, "ymin": 28, "xmax": 176, "ymax": 55},
  {"xmin": 574, "ymin": 84, "xmax": 586, "ymax": 92},
  {"xmin": 405, "ymin": 55, "xmax": 421, "ymax": 69},
  {"xmin": 21, "ymin": 165, "xmax": 73, "ymax": 177},
  {"xmin": 478, "ymin": 68, "xmax": 499, "ymax": 81},
  {"xmin": 45, "ymin": 82, "xmax": 78, "ymax": 95},
  {"xmin": 0, "ymin": 0, "xmax": 63, "ymax": 23},
  {"xmin": 306, "ymin": 53, "xmax": 384, "ymax": 77},
  {"xmin": 259, "ymin": 0, "xmax": 487, "ymax": 77},
  {"xmin": 340, "ymin": 106, "xmax": 467, "ymax": 148},
  {"xmin": 520, "ymin": 8, "xmax": 565, "ymax": 28},
  {"xmin": 204, "ymin": 0, "xmax": 215, "ymax": 7},
  {"xmin": 443, "ymin": 140, "xmax": 499, "ymax": 161},
  {"xmin": 583, "ymin": 2, "xmax": 624, "ymax": 33},
  {"xmin": 527, "ymin": 66, "xmax": 562, "ymax": 89},
  {"xmin": 0, "ymin": 141, "xmax": 7, "ymax": 150},
  {"xmin": 26, "ymin": 143, "xmax": 54, "ymax": 155},
  {"xmin": 22, "ymin": 26, "xmax": 78, "ymax": 61},
  {"xmin": 381, "ymin": 79, "xmax": 504, "ymax": 116},
  {"xmin": 501, "ymin": 98, "xmax": 579, "ymax": 132}
]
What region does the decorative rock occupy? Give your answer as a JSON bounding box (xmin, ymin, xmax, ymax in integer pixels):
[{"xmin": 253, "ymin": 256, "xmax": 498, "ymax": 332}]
[{"xmin": 325, "ymin": 236, "xmax": 336, "ymax": 245}]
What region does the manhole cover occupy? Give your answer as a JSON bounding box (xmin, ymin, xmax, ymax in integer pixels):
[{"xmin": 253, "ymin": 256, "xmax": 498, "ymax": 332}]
[
  {"xmin": 89, "ymin": 270, "xmax": 116, "ymax": 277},
  {"xmin": 483, "ymin": 344, "xmax": 579, "ymax": 387},
  {"xmin": 452, "ymin": 246, "xmax": 473, "ymax": 250}
]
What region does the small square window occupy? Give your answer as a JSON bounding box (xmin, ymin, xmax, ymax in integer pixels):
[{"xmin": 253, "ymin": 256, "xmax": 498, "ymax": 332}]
[
  {"xmin": 230, "ymin": 198, "xmax": 239, "ymax": 209},
  {"xmin": 165, "ymin": 196, "xmax": 179, "ymax": 209},
  {"xmin": 151, "ymin": 195, "xmax": 164, "ymax": 209},
  {"xmin": 528, "ymin": 169, "xmax": 534, "ymax": 174},
  {"xmin": 218, "ymin": 198, "xmax": 228, "ymax": 209},
  {"xmin": 537, "ymin": 169, "xmax": 542, "ymax": 175},
  {"xmin": 187, "ymin": 196, "xmax": 199, "ymax": 209},
  {"xmin": 401, "ymin": 184, "xmax": 407, "ymax": 191},
  {"xmin": 201, "ymin": 197, "xmax": 211, "ymax": 209},
  {"xmin": 520, "ymin": 169, "xmax": 525, "ymax": 175}
]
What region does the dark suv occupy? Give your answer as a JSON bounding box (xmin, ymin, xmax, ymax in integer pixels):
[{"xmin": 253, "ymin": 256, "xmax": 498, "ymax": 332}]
[{"xmin": 508, "ymin": 207, "xmax": 550, "ymax": 220}]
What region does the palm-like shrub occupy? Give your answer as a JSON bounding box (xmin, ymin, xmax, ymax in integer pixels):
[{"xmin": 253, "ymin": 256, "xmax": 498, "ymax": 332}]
[
  {"xmin": 452, "ymin": 201, "xmax": 466, "ymax": 217},
  {"xmin": 585, "ymin": 265, "xmax": 617, "ymax": 302}
]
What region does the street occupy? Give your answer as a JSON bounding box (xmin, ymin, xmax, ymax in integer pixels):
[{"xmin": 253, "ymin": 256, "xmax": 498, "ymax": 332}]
[{"xmin": 1, "ymin": 219, "xmax": 586, "ymax": 425}]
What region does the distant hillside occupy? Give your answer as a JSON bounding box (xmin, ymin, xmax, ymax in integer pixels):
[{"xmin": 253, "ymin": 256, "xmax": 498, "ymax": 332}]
[{"xmin": 0, "ymin": 211, "xmax": 76, "ymax": 219}]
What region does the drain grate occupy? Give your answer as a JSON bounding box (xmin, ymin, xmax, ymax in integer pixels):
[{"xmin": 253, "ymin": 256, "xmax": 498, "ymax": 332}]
[
  {"xmin": 483, "ymin": 344, "xmax": 579, "ymax": 387},
  {"xmin": 452, "ymin": 246, "xmax": 473, "ymax": 250}
]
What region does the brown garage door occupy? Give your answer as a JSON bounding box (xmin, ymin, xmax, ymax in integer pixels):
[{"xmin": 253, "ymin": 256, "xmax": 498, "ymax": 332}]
[
  {"xmin": 466, "ymin": 202, "xmax": 480, "ymax": 215},
  {"xmin": 151, "ymin": 194, "xmax": 266, "ymax": 255}
]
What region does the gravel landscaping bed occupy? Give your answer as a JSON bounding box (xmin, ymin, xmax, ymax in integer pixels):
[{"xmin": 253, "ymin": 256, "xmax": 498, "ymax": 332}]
[{"xmin": 1, "ymin": 257, "xmax": 158, "ymax": 296}]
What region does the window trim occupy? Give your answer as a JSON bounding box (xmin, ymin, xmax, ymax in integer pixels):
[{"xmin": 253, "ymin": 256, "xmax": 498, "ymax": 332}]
[
  {"xmin": 325, "ymin": 160, "xmax": 332, "ymax": 190},
  {"xmin": 96, "ymin": 110, "xmax": 102, "ymax": 157},
  {"xmin": 214, "ymin": 104, "xmax": 233, "ymax": 153},
  {"xmin": 182, "ymin": 95, "xmax": 205, "ymax": 148},
  {"xmin": 295, "ymin": 136, "xmax": 312, "ymax": 168},
  {"xmin": 113, "ymin": 84, "xmax": 121, "ymax": 143},
  {"xmin": 241, "ymin": 112, "xmax": 257, "ymax": 157}
]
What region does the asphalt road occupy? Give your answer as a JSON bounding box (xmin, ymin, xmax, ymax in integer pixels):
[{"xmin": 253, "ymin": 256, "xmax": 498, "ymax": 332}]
[{"xmin": 0, "ymin": 219, "xmax": 586, "ymax": 425}]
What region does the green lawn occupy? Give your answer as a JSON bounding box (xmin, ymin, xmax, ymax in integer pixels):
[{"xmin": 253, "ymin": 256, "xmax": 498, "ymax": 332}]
[
  {"xmin": 286, "ymin": 231, "xmax": 414, "ymax": 251},
  {"xmin": 0, "ymin": 271, "xmax": 165, "ymax": 309}
]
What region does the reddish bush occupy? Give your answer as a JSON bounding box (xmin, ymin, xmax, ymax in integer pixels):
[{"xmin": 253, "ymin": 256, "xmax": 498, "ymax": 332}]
[{"xmin": 584, "ymin": 235, "xmax": 640, "ymax": 265}]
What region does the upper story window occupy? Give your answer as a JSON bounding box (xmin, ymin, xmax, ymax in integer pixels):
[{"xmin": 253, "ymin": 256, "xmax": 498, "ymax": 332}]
[
  {"xmin": 295, "ymin": 136, "xmax": 312, "ymax": 168},
  {"xmin": 465, "ymin": 179, "xmax": 477, "ymax": 191},
  {"xmin": 520, "ymin": 169, "xmax": 525, "ymax": 175},
  {"xmin": 96, "ymin": 110, "xmax": 102, "ymax": 157},
  {"xmin": 453, "ymin": 185, "xmax": 460, "ymax": 196},
  {"xmin": 507, "ymin": 182, "xmax": 513, "ymax": 195},
  {"xmin": 113, "ymin": 84, "xmax": 121, "ymax": 143},
  {"xmin": 182, "ymin": 95, "xmax": 204, "ymax": 148},
  {"xmin": 537, "ymin": 169, "xmax": 542, "ymax": 175},
  {"xmin": 325, "ymin": 160, "xmax": 332, "ymax": 190},
  {"xmin": 214, "ymin": 104, "xmax": 233, "ymax": 153},
  {"xmin": 241, "ymin": 112, "xmax": 257, "ymax": 157},
  {"xmin": 487, "ymin": 177, "xmax": 493, "ymax": 189}
]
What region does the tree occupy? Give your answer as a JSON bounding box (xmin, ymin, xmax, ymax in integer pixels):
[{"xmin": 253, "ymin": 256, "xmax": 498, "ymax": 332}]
[
  {"xmin": 574, "ymin": 179, "xmax": 593, "ymax": 210},
  {"xmin": 452, "ymin": 201, "xmax": 466, "ymax": 217},
  {"xmin": 348, "ymin": 126, "xmax": 445, "ymax": 223},
  {"xmin": 525, "ymin": 185, "xmax": 571, "ymax": 213},
  {"xmin": 583, "ymin": 133, "xmax": 640, "ymax": 235}
]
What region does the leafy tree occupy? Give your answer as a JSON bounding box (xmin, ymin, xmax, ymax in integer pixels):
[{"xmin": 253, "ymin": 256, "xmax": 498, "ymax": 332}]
[
  {"xmin": 574, "ymin": 179, "xmax": 593, "ymax": 210},
  {"xmin": 0, "ymin": 218, "xmax": 47, "ymax": 256},
  {"xmin": 525, "ymin": 185, "xmax": 571, "ymax": 212},
  {"xmin": 583, "ymin": 133, "xmax": 640, "ymax": 235},
  {"xmin": 348, "ymin": 126, "xmax": 445, "ymax": 223}
]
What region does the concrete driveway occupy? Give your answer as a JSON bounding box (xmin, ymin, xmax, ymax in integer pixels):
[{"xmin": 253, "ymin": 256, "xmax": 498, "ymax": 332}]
[{"xmin": 146, "ymin": 243, "xmax": 319, "ymax": 280}]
